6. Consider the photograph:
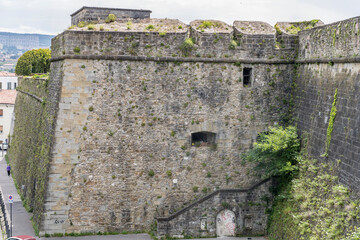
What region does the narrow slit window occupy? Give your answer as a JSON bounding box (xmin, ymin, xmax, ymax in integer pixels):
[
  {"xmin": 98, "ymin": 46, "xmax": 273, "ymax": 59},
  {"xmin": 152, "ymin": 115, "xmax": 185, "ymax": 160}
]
[
  {"xmin": 191, "ymin": 131, "xmax": 216, "ymax": 147},
  {"xmin": 0, "ymin": 109, "xmax": 3, "ymax": 116},
  {"xmin": 243, "ymin": 68, "xmax": 252, "ymax": 87}
]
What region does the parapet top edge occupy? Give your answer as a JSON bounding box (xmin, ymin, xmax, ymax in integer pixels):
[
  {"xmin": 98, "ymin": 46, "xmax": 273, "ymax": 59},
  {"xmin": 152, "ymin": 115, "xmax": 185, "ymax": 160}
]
[
  {"xmin": 297, "ymin": 15, "xmax": 360, "ymax": 34},
  {"xmin": 233, "ymin": 20, "xmax": 276, "ymax": 35},
  {"xmin": 71, "ymin": 6, "xmax": 152, "ymax": 17}
]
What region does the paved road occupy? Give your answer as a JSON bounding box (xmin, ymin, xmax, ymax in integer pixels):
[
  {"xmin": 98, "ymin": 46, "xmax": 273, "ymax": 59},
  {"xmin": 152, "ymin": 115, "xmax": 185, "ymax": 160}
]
[
  {"xmin": 0, "ymin": 154, "xmax": 267, "ymax": 240},
  {"xmin": 0, "ymin": 154, "xmax": 35, "ymax": 237}
]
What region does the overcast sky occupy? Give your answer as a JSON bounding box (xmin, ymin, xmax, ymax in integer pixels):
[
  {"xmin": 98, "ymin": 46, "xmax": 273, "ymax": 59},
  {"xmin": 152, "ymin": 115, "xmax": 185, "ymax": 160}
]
[{"xmin": 0, "ymin": 0, "xmax": 359, "ymax": 35}]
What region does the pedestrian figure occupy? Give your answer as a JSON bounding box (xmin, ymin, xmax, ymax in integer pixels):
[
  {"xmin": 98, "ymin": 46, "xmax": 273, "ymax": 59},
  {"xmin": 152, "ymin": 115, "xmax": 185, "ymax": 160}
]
[{"xmin": 6, "ymin": 164, "xmax": 10, "ymax": 176}]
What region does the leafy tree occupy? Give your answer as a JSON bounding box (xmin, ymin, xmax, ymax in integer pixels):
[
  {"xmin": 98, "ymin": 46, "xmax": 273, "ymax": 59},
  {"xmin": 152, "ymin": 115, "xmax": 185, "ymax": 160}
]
[
  {"xmin": 15, "ymin": 48, "xmax": 51, "ymax": 76},
  {"xmin": 244, "ymin": 125, "xmax": 300, "ymax": 178}
]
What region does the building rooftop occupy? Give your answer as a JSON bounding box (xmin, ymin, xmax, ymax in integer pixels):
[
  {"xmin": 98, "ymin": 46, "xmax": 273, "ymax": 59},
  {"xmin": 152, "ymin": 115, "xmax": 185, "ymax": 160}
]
[
  {"xmin": 0, "ymin": 90, "xmax": 17, "ymax": 104},
  {"xmin": 0, "ymin": 72, "xmax": 16, "ymax": 77}
]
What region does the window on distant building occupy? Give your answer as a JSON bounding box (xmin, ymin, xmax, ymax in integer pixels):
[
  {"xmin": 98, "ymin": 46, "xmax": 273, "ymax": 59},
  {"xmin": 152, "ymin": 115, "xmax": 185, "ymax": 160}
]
[
  {"xmin": 0, "ymin": 109, "xmax": 3, "ymax": 117},
  {"xmin": 7, "ymin": 82, "xmax": 11, "ymax": 89},
  {"xmin": 14, "ymin": 83, "xmax": 16, "ymax": 89},
  {"xmin": 243, "ymin": 68, "xmax": 252, "ymax": 87},
  {"xmin": 0, "ymin": 125, "xmax": 3, "ymax": 133},
  {"xmin": 0, "ymin": 83, "xmax": 2, "ymax": 89}
]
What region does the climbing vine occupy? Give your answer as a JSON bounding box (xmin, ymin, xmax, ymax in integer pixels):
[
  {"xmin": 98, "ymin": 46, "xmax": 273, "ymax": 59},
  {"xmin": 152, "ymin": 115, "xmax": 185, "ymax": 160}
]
[{"xmin": 322, "ymin": 88, "xmax": 338, "ymax": 157}]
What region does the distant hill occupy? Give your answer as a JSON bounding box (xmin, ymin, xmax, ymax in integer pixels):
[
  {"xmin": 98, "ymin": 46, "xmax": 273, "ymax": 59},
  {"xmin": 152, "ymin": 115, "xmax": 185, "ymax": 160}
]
[{"xmin": 0, "ymin": 32, "xmax": 55, "ymax": 50}]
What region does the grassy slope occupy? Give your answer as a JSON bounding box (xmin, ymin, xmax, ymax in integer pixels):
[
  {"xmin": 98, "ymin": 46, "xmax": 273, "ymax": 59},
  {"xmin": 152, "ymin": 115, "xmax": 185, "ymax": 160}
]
[{"xmin": 268, "ymin": 156, "xmax": 360, "ymax": 240}]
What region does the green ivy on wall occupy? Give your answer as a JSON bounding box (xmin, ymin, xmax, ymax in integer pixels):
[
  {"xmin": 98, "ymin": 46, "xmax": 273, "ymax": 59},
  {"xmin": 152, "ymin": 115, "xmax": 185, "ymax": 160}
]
[{"xmin": 322, "ymin": 88, "xmax": 338, "ymax": 157}]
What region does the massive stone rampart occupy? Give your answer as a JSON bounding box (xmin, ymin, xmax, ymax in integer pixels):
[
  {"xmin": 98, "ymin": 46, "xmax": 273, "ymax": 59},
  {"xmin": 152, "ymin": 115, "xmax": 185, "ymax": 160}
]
[
  {"xmin": 36, "ymin": 17, "xmax": 296, "ymax": 235},
  {"xmin": 9, "ymin": 8, "xmax": 360, "ymax": 237},
  {"xmin": 9, "ymin": 73, "xmax": 63, "ymax": 231},
  {"xmin": 294, "ymin": 16, "xmax": 360, "ymax": 195}
]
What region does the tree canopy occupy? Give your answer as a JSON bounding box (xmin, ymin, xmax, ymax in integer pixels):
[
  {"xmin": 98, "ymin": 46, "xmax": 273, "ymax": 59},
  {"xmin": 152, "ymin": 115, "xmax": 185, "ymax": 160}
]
[
  {"xmin": 15, "ymin": 48, "xmax": 51, "ymax": 76},
  {"xmin": 244, "ymin": 125, "xmax": 300, "ymax": 178}
]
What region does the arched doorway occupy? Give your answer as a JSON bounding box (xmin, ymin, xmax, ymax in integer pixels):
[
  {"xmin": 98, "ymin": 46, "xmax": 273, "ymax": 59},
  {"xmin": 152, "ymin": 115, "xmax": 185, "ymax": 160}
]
[{"xmin": 216, "ymin": 209, "xmax": 236, "ymax": 237}]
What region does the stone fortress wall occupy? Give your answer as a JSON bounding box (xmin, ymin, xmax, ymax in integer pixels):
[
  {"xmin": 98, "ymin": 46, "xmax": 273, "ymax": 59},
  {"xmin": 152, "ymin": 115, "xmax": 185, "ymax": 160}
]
[
  {"xmin": 48, "ymin": 8, "xmax": 298, "ymax": 236},
  {"xmin": 294, "ymin": 16, "xmax": 360, "ymax": 194},
  {"xmin": 8, "ymin": 6, "xmax": 360, "ymax": 238}
]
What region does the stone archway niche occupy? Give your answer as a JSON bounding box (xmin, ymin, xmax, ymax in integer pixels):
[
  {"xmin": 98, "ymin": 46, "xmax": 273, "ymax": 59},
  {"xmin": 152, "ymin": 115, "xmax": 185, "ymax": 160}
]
[{"xmin": 216, "ymin": 209, "xmax": 236, "ymax": 237}]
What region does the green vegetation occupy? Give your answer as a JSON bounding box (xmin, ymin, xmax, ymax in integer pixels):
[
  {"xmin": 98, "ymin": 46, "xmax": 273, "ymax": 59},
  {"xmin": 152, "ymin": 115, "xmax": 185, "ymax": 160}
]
[
  {"xmin": 15, "ymin": 49, "xmax": 51, "ymax": 76},
  {"xmin": 197, "ymin": 20, "xmax": 222, "ymax": 30},
  {"xmin": 286, "ymin": 25, "xmax": 302, "ymax": 35},
  {"xmin": 180, "ymin": 38, "xmax": 194, "ymax": 56},
  {"xmin": 77, "ymin": 21, "xmax": 86, "ymax": 28},
  {"xmin": 73, "ymin": 47, "xmax": 80, "ymax": 54},
  {"xmin": 146, "ymin": 24, "xmax": 155, "ymax": 30},
  {"xmin": 244, "ymin": 125, "xmax": 300, "ymax": 178},
  {"xmin": 8, "ymin": 71, "xmax": 54, "ymax": 233},
  {"xmin": 148, "ymin": 170, "xmax": 155, "ymax": 177},
  {"xmin": 285, "ymin": 20, "xmax": 320, "ymax": 35},
  {"xmin": 243, "ymin": 124, "xmax": 360, "ymax": 239},
  {"xmin": 229, "ymin": 40, "xmax": 237, "ymax": 50},
  {"xmin": 322, "ymin": 88, "xmax": 338, "ymax": 157},
  {"xmin": 199, "ymin": 21, "xmax": 214, "ymax": 29},
  {"xmin": 126, "ymin": 21, "xmax": 133, "ymax": 30},
  {"xmin": 87, "ymin": 24, "xmax": 95, "ymax": 30},
  {"xmin": 274, "ymin": 24, "xmax": 282, "ymax": 35},
  {"xmin": 268, "ymin": 156, "xmax": 360, "ymax": 240},
  {"xmin": 105, "ymin": 14, "xmax": 117, "ymax": 23}
]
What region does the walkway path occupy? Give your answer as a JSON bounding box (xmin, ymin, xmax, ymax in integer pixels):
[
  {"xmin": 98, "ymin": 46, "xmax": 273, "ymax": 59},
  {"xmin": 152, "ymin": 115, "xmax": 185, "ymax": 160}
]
[
  {"xmin": 0, "ymin": 154, "xmax": 267, "ymax": 240},
  {"xmin": 0, "ymin": 154, "xmax": 35, "ymax": 238},
  {"xmin": 46, "ymin": 236, "xmax": 267, "ymax": 240}
]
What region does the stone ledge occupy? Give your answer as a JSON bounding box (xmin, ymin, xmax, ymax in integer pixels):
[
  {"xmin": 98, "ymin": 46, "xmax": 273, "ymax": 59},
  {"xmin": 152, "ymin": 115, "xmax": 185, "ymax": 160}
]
[
  {"xmin": 296, "ymin": 57, "xmax": 360, "ymax": 64},
  {"xmin": 51, "ymin": 55, "xmax": 295, "ymax": 64},
  {"xmin": 51, "ymin": 54, "xmax": 360, "ymax": 64},
  {"xmin": 17, "ymin": 89, "xmax": 44, "ymax": 103}
]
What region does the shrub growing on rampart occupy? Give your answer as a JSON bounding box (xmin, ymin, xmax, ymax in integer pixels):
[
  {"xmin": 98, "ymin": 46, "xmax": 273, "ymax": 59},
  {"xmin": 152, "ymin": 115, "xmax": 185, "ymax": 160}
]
[{"xmin": 244, "ymin": 125, "xmax": 300, "ymax": 178}]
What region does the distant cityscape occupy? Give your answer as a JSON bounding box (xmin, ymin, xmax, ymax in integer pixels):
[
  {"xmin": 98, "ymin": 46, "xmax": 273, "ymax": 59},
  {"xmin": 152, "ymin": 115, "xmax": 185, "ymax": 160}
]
[{"xmin": 0, "ymin": 32, "xmax": 54, "ymax": 73}]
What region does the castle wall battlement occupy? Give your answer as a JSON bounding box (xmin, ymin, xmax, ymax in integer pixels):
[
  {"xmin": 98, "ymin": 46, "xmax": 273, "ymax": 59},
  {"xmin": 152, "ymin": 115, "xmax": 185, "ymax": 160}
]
[
  {"xmin": 9, "ymin": 7, "xmax": 360, "ymax": 237},
  {"xmin": 52, "ymin": 18, "xmax": 300, "ymax": 62},
  {"xmin": 294, "ymin": 16, "xmax": 360, "ymax": 195},
  {"xmin": 298, "ymin": 16, "xmax": 360, "ymax": 59},
  {"xmin": 71, "ymin": 6, "xmax": 151, "ymax": 26}
]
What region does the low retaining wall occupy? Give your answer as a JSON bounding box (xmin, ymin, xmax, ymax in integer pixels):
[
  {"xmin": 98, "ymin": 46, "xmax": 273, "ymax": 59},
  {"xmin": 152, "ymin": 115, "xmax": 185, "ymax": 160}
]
[{"xmin": 157, "ymin": 178, "xmax": 272, "ymax": 238}]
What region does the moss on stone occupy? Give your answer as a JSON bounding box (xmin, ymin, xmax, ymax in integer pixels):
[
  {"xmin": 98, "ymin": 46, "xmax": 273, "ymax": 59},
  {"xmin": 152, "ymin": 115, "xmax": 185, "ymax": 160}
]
[{"xmin": 322, "ymin": 88, "xmax": 338, "ymax": 157}]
